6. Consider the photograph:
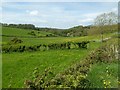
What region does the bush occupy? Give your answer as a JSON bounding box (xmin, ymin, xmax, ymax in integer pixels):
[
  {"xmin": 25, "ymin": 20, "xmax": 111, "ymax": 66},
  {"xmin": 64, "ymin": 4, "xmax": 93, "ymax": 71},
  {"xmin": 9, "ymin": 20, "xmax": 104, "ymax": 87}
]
[
  {"xmin": 8, "ymin": 37, "xmax": 23, "ymax": 45},
  {"xmin": 2, "ymin": 41, "xmax": 90, "ymax": 53},
  {"xmin": 28, "ymin": 31, "xmax": 36, "ymax": 36}
]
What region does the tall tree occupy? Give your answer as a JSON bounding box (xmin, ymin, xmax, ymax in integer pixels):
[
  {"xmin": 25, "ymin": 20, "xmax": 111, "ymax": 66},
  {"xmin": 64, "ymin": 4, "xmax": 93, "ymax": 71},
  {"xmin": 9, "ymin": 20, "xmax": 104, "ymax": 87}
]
[{"xmin": 94, "ymin": 12, "xmax": 118, "ymax": 41}]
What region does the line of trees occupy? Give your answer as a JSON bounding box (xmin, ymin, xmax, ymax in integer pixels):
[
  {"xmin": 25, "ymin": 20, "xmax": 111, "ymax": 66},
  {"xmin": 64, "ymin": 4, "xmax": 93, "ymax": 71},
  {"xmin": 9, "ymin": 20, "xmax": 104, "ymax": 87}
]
[{"xmin": 1, "ymin": 23, "xmax": 36, "ymax": 30}]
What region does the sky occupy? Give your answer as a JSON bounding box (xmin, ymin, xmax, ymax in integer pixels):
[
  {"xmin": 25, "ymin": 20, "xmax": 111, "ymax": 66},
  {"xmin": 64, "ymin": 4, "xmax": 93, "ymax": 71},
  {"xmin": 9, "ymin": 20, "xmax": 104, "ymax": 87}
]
[
  {"xmin": 1, "ymin": 2, "xmax": 118, "ymax": 29},
  {"xmin": 1, "ymin": 0, "xmax": 120, "ymax": 2}
]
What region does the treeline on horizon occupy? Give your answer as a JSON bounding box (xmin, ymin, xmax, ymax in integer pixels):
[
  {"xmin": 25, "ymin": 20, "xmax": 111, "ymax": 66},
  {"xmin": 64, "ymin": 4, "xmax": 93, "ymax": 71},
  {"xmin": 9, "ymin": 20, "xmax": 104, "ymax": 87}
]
[
  {"xmin": 1, "ymin": 23, "xmax": 118, "ymax": 37},
  {"xmin": 1, "ymin": 23, "xmax": 65, "ymax": 30}
]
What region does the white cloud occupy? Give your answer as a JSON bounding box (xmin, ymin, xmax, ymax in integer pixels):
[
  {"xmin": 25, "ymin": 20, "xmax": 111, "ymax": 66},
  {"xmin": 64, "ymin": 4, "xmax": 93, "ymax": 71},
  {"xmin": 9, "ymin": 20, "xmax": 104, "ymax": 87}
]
[
  {"xmin": 83, "ymin": 12, "xmax": 102, "ymax": 18},
  {"xmin": 31, "ymin": 19, "xmax": 48, "ymax": 23},
  {"xmin": 2, "ymin": 2, "xmax": 118, "ymax": 28},
  {"xmin": 83, "ymin": 6, "xmax": 118, "ymax": 19},
  {"xmin": 29, "ymin": 10, "xmax": 39, "ymax": 16},
  {"xmin": 26, "ymin": 10, "xmax": 50, "ymax": 17},
  {"xmin": 111, "ymin": 7, "xmax": 117, "ymax": 12},
  {"xmin": 39, "ymin": 20, "xmax": 48, "ymax": 23},
  {"xmin": 79, "ymin": 18, "xmax": 93, "ymax": 23},
  {"xmin": 79, "ymin": 12, "xmax": 102, "ymax": 24}
]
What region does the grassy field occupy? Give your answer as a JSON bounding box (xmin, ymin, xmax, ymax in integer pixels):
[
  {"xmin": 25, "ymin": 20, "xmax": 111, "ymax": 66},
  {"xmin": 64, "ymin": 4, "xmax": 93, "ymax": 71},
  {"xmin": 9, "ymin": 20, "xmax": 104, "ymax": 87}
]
[
  {"xmin": 2, "ymin": 27, "xmax": 52, "ymax": 37},
  {"xmin": 2, "ymin": 26, "xmax": 116, "ymax": 46},
  {"xmin": 2, "ymin": 26, "xmax": 118, "ymax": 88},
  {"xmin": 2, "ymin": 33, "xmax": 115, "ymax": 46},
  {"xmin": 2, "ymin": 41, "xmax": 101, "ymax": 88}
]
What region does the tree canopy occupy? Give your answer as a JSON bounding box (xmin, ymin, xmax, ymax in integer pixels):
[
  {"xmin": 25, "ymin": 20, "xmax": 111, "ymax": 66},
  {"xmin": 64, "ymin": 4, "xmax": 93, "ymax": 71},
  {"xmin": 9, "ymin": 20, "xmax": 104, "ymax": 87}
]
[{"xmin": 94, "ymin": 12, "xmax": 118, "ymax": 26}]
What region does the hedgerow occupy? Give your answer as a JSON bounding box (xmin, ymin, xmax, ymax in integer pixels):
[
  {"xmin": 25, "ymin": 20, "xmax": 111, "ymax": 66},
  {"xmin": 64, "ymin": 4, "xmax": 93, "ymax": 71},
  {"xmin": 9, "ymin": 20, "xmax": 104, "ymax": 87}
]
[{"xmin": 2, "ymin": 41, "xmax": 90, "ymax": 53}]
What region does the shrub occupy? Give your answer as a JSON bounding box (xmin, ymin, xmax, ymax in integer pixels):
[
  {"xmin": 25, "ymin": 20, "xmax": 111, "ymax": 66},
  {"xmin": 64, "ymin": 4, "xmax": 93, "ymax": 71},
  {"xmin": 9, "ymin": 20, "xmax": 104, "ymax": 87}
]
[
  {"xmin": 8, "ymin": 37, "xmax": 23, "ymax": 45},
  {"xmin": 28, "ymin": 31, "xmax": 36, "ymax": 36},
  {"xmin": 2, "ymin": 41, "xmax": 90, "ymax": 53}
]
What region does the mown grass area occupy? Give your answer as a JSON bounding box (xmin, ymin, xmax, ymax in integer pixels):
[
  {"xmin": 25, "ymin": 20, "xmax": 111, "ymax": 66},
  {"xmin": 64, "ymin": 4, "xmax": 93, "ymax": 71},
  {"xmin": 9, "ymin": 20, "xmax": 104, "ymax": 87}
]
[{"xmin": 2, "ymin": 42, "xmax": 101, "ymax": 88}]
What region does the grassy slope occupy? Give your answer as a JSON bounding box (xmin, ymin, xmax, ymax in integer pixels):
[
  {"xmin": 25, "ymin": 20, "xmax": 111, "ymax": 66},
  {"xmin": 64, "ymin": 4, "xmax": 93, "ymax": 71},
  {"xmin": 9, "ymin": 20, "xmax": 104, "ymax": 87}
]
[
  {"xmin": 2, "ymin": 27, "xmax": 32, "ymax": 37},
  {"xmin": 2, "ymin": 27, "xmax": 52, "ymax": 37},
  {"xmin": 2, "ymin": 33, "xmax": 115, "ymax": 46},
  {"xmin": 2, "ymin": 26, "xmax": 116, "ymax": 46},
  {"xmin": 87, "ymin": 24, "xmax": 118, "ymax": 35},
  {"xmin": 2, "ymin": 27, "xmax": 53, "ymax": 45},
  {"xmin": 2, "ymin": 42, "xmax": 101, "ymax": 88}
]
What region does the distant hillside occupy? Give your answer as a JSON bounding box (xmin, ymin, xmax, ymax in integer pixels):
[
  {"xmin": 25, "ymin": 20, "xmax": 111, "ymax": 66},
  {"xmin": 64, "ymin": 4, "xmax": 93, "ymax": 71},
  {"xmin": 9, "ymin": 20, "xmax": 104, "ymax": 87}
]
[
  {"xmin": 1, "ymin": 23, "xmax": 118, "ymax": 37},
  {"xmin": 1, "ymin": 23, "xmax": 64, "ymax": 37},
  {"xmin": 1, "ymin": 23, "xmax": 89, "ymax": 37},
  {"xmin": 61, "ymin": 25, "xmax": 89, "ymax": 37},
  {"xmin": 2, "ymin": 27, "xmax": 56, "ymax": 38},
  {"xmin": 87, "ymin": 24, "xmax": 118, "ymax": 36}
]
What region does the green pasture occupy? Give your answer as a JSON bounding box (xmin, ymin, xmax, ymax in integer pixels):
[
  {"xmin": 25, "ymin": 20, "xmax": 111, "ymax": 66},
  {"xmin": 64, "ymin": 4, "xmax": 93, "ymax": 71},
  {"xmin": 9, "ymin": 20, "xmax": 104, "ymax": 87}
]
[
  {"xmin": 2, "ymin": 33, "xmax": 115, "ymax": 46},
  {"xmin": 2, "ymin": 42, "xmax": 101, "ymax": 88},
  {"xmin": 2, "ymin": 27, "xmax": 51, "ymax": 37}
]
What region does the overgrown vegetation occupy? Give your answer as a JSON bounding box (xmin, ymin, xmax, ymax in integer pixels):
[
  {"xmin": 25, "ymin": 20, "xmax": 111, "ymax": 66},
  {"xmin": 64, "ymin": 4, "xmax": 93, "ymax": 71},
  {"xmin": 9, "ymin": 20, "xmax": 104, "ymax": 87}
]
[{"xmin": 25, "ymin": 39, "xmax": 118, "ymax": 88}]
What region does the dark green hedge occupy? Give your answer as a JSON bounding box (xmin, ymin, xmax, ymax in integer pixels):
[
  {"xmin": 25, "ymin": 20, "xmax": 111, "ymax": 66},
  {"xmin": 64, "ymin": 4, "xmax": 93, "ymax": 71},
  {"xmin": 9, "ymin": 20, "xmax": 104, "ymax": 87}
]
[{"xmin": 2, "ymin": 41, "xmax": 90, "ymax": 53}]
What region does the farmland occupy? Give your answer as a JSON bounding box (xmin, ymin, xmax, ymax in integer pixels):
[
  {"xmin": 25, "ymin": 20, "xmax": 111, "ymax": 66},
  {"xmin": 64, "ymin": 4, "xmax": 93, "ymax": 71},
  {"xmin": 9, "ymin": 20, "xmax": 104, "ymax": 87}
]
[
  {"xmin": 2, "ymin": 45, "xmax": 99, "ymax": 88},
  {"xmin": 1, "ymin": 1, "xmax": 119, "ymax": 89},
  {"xmin": 1, "ymin": 24, "xmax": 119, "ymax": 88}
]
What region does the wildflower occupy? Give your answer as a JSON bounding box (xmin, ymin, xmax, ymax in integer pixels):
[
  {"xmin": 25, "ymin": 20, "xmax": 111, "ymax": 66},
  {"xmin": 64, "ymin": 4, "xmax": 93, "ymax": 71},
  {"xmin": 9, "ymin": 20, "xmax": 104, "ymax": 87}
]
[
  {"xmin": 103, "ymin": 81, "xmax": 106, "ymax": 85},
  {"xmin": 108, "ymin": 81, "xmax": 111, "ymax": 84},
  {"xmin": 106, "ymin": 70, "xmax": 109, "ymax": 73}
]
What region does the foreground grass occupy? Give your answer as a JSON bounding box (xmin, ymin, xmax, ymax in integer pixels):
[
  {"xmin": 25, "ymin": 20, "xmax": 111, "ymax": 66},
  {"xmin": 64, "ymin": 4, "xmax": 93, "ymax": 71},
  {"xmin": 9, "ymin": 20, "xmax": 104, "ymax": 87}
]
[
  {"xmin": 2, "ymin": 50, "xmax": 87, "ymax": 88},
  {"xmin": 87, "ymin": 62, "xmax": 118, "ymax": 88},
  {"xmin": 86, "ymin": 38, "xmax": 119, "ymax": 88},
  {"xmin": 2, "ymin": 42, "xmax": 100, "ymax": 88},
  {"xmin": 0, "ymin": 54, "xmax": 2, "ymax": 89}
]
